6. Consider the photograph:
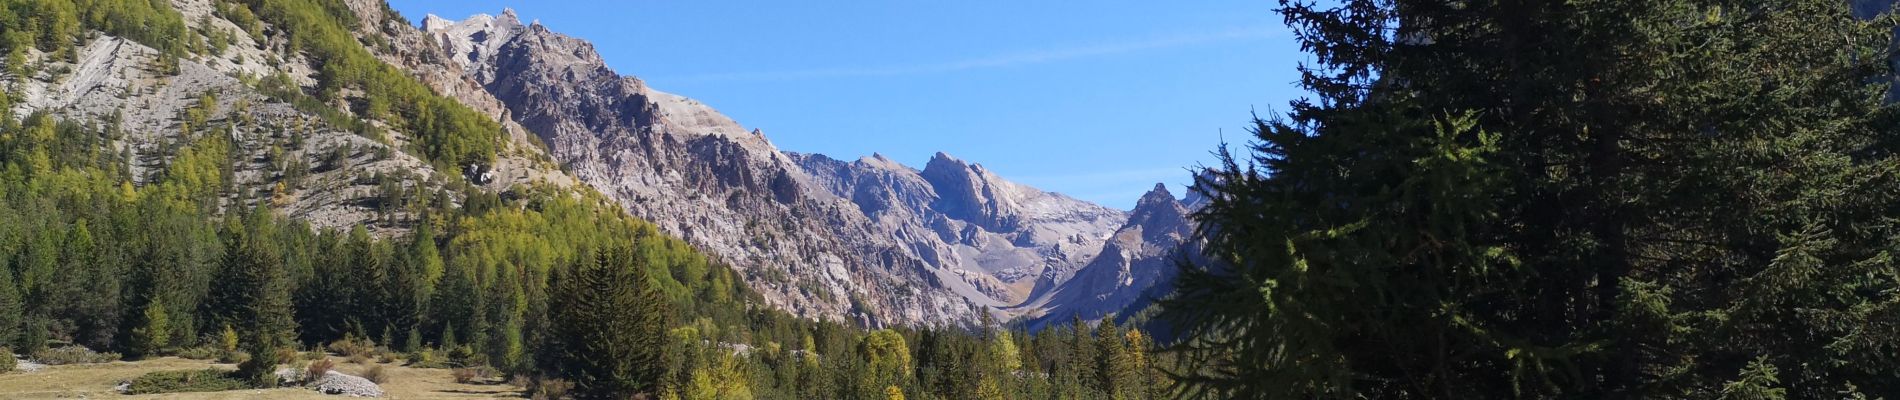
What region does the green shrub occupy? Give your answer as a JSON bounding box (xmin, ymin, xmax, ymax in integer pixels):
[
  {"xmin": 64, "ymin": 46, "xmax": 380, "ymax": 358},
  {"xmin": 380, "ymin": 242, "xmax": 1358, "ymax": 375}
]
[
  {"xmin": 446, "ymin": 344, "xmax": 480, "ymax": 367},
  {"xmin": 125, "ymin": 369, "xmax": 250, "ymax": 394},
  {"xmin": 174, "ymin": 346, "xmax": 221, "ymax": 360},
  {"xmin": 407, "ymin": 348, "xmax": 446, "ymax": 369},
  {"xmin": 0, "ymin": 347, "xmax": 14, "ymax": 373},
  {"xmin": 31, "ymin": 345, "xmax": 120, "ymax": 365}
]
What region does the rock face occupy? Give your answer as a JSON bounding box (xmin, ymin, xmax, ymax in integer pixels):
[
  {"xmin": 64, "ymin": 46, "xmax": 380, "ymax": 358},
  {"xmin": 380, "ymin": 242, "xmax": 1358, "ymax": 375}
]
[
  {"xmin": 421, "ymin": 11, "xmax": 1164, "ymax": 327},
  {"xmin": 1010, "ymin": 183, "xmax": 1202, "ymax": 329}
]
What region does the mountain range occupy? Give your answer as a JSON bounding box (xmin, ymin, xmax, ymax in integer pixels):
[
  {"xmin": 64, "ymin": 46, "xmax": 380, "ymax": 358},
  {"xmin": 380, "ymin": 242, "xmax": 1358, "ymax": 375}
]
[
  {"xmin": 12, "ymin": 1, "xmax": 1198, "ymax": 329},
  {"xmin": 419, "ymin": 9, "xmax": 1202, "ymax": 327}
]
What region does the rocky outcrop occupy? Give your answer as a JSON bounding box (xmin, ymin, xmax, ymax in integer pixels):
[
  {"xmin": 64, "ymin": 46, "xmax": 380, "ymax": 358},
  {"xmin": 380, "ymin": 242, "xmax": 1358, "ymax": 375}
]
[
  {"xmin": 1010, "ymin": 183, "xmax": 1201, "ymax": 330},
  {"xmin": 311, "ymin": 371, "xmax": 385, "ymax": 397},
  {"xmin": 14, "ymin": 39, "xmax": 411, "ymax": 235}
]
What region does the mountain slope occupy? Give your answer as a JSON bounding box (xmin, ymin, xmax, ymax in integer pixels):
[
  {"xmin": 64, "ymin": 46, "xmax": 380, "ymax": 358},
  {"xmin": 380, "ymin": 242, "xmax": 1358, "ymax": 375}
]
[
  {"xmin": 7, "ymin": 0, "xmax": 561, "ymax": 236},
  {"xmin": 4, "ymin": 0, "xmax": 1194, "ymax": 332},
  {"xmin": 420, "ymin": 11, "xmax": 1170, "ymax": 327}
]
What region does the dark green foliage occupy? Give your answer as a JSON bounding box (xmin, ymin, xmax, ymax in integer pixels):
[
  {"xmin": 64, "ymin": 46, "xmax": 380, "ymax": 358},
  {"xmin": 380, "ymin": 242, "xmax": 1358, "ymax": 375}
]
[
  {"xmin": 125, "ymin": 369, "xmax": 252, "ymax": 394},
  {"xmin": 0, "ymin": 261, "xmax": 20, "ymax": 348},
  {"xmin": 1164, "ymin": 0, "xmax": 1900, "ymax": 398},
  {"xmin": 15, "ymin": 320, "xmax": 44, "ymax": 355},
  {"xmin": 30, "ymin": 345, "xmax": 119, "ymax": 364},
  {"xmin": 545, "ymin": 245, "xmax": 670, "ymax": 398},
  {"xmin": 214, "ymin": 208, "xmax": 297, "ymax": 387}
]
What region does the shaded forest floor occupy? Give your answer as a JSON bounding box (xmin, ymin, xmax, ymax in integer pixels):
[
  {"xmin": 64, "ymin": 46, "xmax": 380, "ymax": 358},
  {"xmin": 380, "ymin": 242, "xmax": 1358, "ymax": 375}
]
[{"xmin": 0, "ymin": 355, "xmax": 524, "ymax": 399}]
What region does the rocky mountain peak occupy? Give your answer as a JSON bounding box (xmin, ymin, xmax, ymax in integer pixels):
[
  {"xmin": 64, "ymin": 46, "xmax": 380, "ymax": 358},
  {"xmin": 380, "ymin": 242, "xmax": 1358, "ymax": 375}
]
[
  {"xmin": 921, "ymin": 151, "xmax": 1022, "ymax": 232},
  {"xmin": 1129, "ymin": 183, "xmax": 1190, "ymax": 243},
  {"xmin": 856, "ymin": 152, "xmax": 908, "ymax": 172},
  {"xmin": 423, "ymin": 10, "xmax": 526, "ymax": 77},
  {"xmin": 1136, "ymin": 183, "xmax": 1175, "ymax": 208},
  {"xmin": 923, "ymin": 151, "xmax": 965, "ymax": 171},
  {"xmin": 1011, "ymin": 180, "xmax": 1199, "ymax": 329}
]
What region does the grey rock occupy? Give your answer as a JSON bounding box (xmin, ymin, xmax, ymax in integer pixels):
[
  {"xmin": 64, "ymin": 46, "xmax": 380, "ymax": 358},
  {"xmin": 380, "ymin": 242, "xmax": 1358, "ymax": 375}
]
[
  {"xmin": 1011, "ymin": 183, "xmax": 1201, "ymax": 329},
  {"xmin": 310, "ymin": 370, "xmax": 385, "ymax": 397}
]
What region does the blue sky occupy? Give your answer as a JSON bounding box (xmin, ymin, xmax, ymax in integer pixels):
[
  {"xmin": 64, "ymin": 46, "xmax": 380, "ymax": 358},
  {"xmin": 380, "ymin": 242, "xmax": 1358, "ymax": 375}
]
[{"xmin": 388, "ymin": 1, "xmax": 1308, "ymax": 209}]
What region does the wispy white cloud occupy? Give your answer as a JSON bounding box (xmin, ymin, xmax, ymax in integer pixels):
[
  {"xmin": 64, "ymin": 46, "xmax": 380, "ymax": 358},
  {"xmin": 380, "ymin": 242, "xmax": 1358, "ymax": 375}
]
[{"xmin": 665, "ymin": 26, "xmax": 1277, "ymax": 82}]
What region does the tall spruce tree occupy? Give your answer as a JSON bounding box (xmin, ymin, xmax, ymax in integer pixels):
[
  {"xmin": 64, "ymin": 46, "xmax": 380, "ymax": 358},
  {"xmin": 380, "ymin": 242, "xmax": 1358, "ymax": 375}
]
[
  {"xmin": 383, "ymin": 235, "xmax": 424, "ymax": 350},
  {"xmin": 220, "ymin": 208, "xmax": 296, "ymax": 387},
  {"xmin": 1165, "ymin": 0, "xmax": 1900, "ymax": 398},
  {"xmin": 1093, "ymin": 319, "xmax": 1136, "ymax": 400},
  {"xmin": 547, "ymin": 244, "xmax": 670, "ymax": 398},
  {"xmin": 430, "ymin": 256, "xmax": 482, "ymax": 351}
]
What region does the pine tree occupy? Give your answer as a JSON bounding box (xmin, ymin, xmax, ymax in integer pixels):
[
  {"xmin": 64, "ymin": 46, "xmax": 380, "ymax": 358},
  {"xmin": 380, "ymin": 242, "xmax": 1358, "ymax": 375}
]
[
  {"xmin": 344, "ymin": 227, "xmax": 388, "ymax": 337},
  {"xmin": 440, "ymin": 321, "xmax": 457, "ymax": 351},
  {"xmin": 429, "ymin": 257, "xmax": 482, "ymax": 354},
  {"xmin": 1093, "ymin": 319, "xmax": 1135, "ymax": 400},
  {"xmin": 407, "ymin": 221, "xmax": 443, "ymax": 297},
  {"xmin": 1059, "ymin": 317, "xmax": 1097, "ymax": 399},
  {"xmin": 404, "ymin": 326, "xmax": 422, "ymax": 353},
  {"xmin": 548, "ymin": 244, "xmax": 670, "ymax": 398},
  {"xmin": 221, "ymin": 209, "xmax": 296, "ymax": 387},
  {"xmin": 383, "ymin": 237, "xmax": 424, "ymax": 350},
  {"xmin": 1165, "ymin": 0, "xmax": 1900, "ymax": 397}
]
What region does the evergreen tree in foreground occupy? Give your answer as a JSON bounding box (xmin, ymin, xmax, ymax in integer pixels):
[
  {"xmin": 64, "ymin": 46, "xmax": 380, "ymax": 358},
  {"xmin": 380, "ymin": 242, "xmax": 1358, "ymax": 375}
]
[
  {"xmin": 1165, "ymin": 0, "xmax": 1900, "ymax": 398},
  {"xmin": 546, "ymin": 244, "xmax": 670, "ymax": 398},
  {"xmin": 219, "ymin": 208, "xmax": 296, "ymax": 387}
]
